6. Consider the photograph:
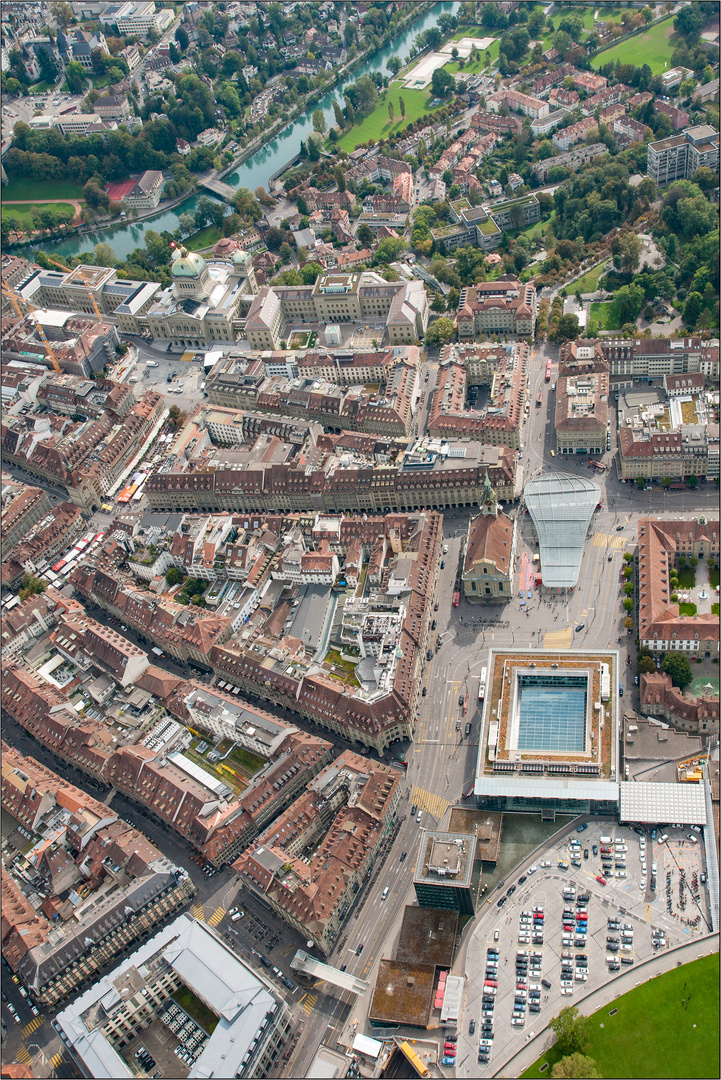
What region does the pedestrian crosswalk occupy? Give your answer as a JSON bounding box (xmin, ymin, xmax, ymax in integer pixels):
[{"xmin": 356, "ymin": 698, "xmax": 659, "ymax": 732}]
[
  {"xmin": 409, "ymin": 785, "xmax": 449, "ymax": 824},
  {"xmin": 543, "ymin": 628, "xmax": 573, "ymax": 649},
  {"xmin": 592, "ymin": 533, "xmax": 627, "ymax": 549},
  {"xmin": 50, "ymin": 1052, "xmax": 64, "ymax": 1070},
  {"xmin": 208, "ymin": 906, "xmax": 226, "ymax": 928},
  {"xmin": 191, "ymin": 903, "xmax": 205, "ymax": 922},
  {"xmin": 298, "ymin": 992, "xmax": 318, "ymax": 1016},
  {"xmin": 16, "ymin": 1046, "xmax": 31, "ymax": 1064},
  {"xmin": 21, "ymin": 1016, "xmax": 43, "ymax": 1038}
]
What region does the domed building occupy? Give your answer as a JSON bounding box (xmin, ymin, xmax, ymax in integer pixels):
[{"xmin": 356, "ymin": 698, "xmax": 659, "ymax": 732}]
[{"xmin": 138, "ymin": 244, "xmax": 259, "ymax": 349}]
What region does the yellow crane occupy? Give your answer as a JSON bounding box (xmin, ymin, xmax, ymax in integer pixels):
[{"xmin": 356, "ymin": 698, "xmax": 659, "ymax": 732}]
[
  {"xmin": 1, "ymin": 284, "xmax": 62, "ymax": 375},
  {"xmin": 45, "ymin": 256, "xmax": 104, "ymax": 322}
]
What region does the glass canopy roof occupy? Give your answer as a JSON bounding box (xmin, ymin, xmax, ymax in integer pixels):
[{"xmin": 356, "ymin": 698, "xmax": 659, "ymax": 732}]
[{"xmin": 524, "ymin": 472, "xmax": 601, "ymax": 588}]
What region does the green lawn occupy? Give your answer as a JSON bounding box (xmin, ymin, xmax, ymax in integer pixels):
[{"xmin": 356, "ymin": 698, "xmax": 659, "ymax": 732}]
[
  {"xmin": 1, "ymin": 177, "xmax": 85, "ymax": 202},
  {"xmin": 712, "ymin": 602, "xmax": 720, "ymax": 616},
  {"xmin": 522, "ymin": 953, "xmax": 720, "ymax": 1080},
  {"xmin": 520, "ymin": 211, "xmax": 555, "ymax": 241},
  {"xmin": 710, "ymin": 566, "xmax": 720, "ymax": 589},
  {"xmin": 336, "ymin": 85, "xmax": 445, "ymax": 151},
  {"xmin": 590, "ymin": 299, "xmax": 622, "ymax": 330},
  {"xmin": 228, "ymin": 745, "xmax": 266, "ymax": 776},
  {"xmin": 27, "ymin": 80, "xmax": 57, "ymax": 95},
  {"xmin": 678, "ymin": 602, "xmax": 697, "ymax": 616},
  {"xmin": 572, "ymin": 261, "xmax": 609, "ymax": 295},
  {"xmin": 185, "ymin": 224, "xmax": 221, "ymax": 250},
  {"xmin": 172, "ymin": 988, "xmax": 218, "ymax": 1035},
  {"xmin": 592, "ymin": 15, "xmax": 678, "ymax": 76},
  {"xmin": 2, "ymin": 201, "xmax": 77, "ymax": 226},
  {"xmin": 677, "ymin": 566, "xmax": 697, "ymax": 588}
]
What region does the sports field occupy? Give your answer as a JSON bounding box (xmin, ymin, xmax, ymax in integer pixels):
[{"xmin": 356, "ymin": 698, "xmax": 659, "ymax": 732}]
[
  {"xmin": 590, "ymin": 299, "xmax": 622, "ymax": 331},
  {"xmin": 1, "ymin": 178, "xmax": 85, "ymax": 202},
  {"xmin": 336, "ymin": 86, "xmax": 444, "ymax": 151},
  {"xmin": 592, "ymin": 16, "xmax": 677, "ymax": 76},
  {"xmin": 1, "ymin": 201, "xmax": 78, "ymax": 227},
  {"xmin": 522, "ymin": 953, "xmax": 720, "ymax": 1079}
]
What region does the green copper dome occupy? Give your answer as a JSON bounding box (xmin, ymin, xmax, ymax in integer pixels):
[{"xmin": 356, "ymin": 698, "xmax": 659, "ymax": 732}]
[
  {"xmin": 171, "ymin": 245, "xmax": 207, "ymax": 278},
  {"xmin": 232, "ymin": 247, "xmax": 250, "ymax": 268}
]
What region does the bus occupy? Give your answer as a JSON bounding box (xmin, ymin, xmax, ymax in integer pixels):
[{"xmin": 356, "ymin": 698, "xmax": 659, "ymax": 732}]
[
  {"xmin": 545, "ymin": 359, "xmax": 552, "ymax": 382},
  {"xmin": 536, "ymin": 392, "xmax": 543, "ymax": 407},
  {"xmin": 589, "ymin": 460, "xmax": 607, "ymax": 471},
  {"xmin": 452, "ymin": 591, "xmax": 460, "ymax": 608},
  {"xmin": 51, "ymin": 559, "xmax": 67, "ymax": 573},
  {"xmin": 478, "ymin": 666, "xmax": 487, "ymax": 702}
]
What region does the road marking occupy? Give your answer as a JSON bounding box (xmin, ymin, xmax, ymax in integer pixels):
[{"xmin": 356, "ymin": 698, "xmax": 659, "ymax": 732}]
[
  {"xmin": 543, "ymin": 628, "xmax": 573, "ymax": 648},
  {"xmin": 191, "ymin": 903, "xmax": 205, "ymax": 921},
  {"xmin": 50, "ymin": 1052, "xmax": 64, "ymax": 1069},
  {"xmin": 208, "ymin": 906, "xmax": 225, "ymax": 927},
  {"xmin": 299, "ymin": 993, "xmax": 318, "ymax": 1016},
  {"xmin": 410, "ymin": 785, "xmax": 449, "ymax": 823},
  {"xmin": 592, "ymin": 533, "xmax": 626, "ymax": 549},
  {"xmin": 16, "ymin": 1046, "xmax": 31, "ymax": 1064},
  {"xmin": 21, "ymin": 1016, "xmax": 43, "ymax": 1038},
  {"xmin": 281, "ymin": 943, "xmax": 293, "ymax": 957}
]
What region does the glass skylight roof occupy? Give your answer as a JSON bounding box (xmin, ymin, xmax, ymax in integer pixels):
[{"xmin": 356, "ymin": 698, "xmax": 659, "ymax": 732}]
[{"xmin": 524, "ymin": 472, "xmax": 601, "ymax": 588}]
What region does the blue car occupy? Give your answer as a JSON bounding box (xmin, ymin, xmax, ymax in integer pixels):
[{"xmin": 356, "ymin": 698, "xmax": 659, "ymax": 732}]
[
  {"xmin": 576, "ymin": 823, "xmax": 588, "ymax": 832},
  {"xmin": 442, "ymin": 1056, "xmax": 457, "ymax": 1066}
]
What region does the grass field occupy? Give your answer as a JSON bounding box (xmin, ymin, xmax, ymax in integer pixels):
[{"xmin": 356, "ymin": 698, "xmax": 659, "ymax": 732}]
[
  {"xmin": 572, "ymin": 261, "xmax": 609, "ymax": 295},
  {"xmin": 522, "ymin": 953, "xmax": 720, "ymax": 1080},
  {"xmin": 2, "ymin": 201, "xmax": 77, "ymax": 226},
  {"xmin": 336, "ymin": 85, "xmax": 444, "ymax": 151},
  {"xmin": 677, "ymin": 566, "xmax": 696, "ymax": 588},
  {"xmin": 711, "ymin": 567, "xmax": 720, "ymax": 589},
  {"xmin": 592, "ymin": 15, "xmax": 677, "ymax": 75},
  {"xmin": 678, "ymin": 601, "xmax": 697, "ymax": 616},
  {"xmin": 185, "ymin": 224, "xmax": 221, "ymax": 250},
  {"xmin": 520, "ymin": 211, "xmax": 556, "ymax": 241},
  {"xmin": 590, "ymin": 299, "xmax": 622, "ymax": 330},
  {"xmin": 0, "ymin": 177, "xmax": 85, "ymax": 202},
  {"xmin": 27, "ymin": 80, "xmax": 56, "ymax": 95},
  {"xmin": 712, "ymin": 602, "xmax": 720, "ymax": 616}
]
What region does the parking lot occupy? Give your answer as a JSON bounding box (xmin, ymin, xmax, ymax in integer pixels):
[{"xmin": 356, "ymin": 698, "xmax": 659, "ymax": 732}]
[{"xmin": 460, "ymin": 819, "xmax": 711, "ymax": 1075}]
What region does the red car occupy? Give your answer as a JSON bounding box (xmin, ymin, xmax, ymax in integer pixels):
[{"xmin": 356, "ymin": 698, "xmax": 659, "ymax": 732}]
[
  {"xmin": 596, "ymin": 875, "xmax": 607, "ymax": 886},
  {"xmin": 577, "ymin": 913, "xmax": 588, "ymax": 921}
]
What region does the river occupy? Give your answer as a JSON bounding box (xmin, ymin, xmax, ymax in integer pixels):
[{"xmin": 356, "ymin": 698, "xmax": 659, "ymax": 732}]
[{"xmin": 36, "ymin": 1, "xmax": 458, "ymax": 262}]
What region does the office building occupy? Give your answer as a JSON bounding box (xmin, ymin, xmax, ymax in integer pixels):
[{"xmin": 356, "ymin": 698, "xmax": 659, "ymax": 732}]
[
  {"xmin": 647, "ymin": 125, "xmax": 719, "ymax": 185},
  {"xmin": 413, "ymin": 831, "xmax": 479, "ymax": 915}
]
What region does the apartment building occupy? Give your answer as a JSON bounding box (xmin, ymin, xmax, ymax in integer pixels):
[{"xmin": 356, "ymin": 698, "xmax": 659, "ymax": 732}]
[
  {"xmin": 647, "ymin": 125, "xmax": 719, "ymax": 185},
  {"xmin": 1, "ymin": 483, "xmax": 51, "ymax": 557},
  {"xmin": 1, "ymin": 743, "xmax": 194, "ymax": 1007},
  {"xmin": 428, "ymin": 342, "xmax": 529, "ymax": 450},
  {"xmin": 554, "ymin": 346, "xmax": 610, "ymax": 456},
  {"xmin": 456, "ymin": 278, "xmax": 536, "ymax": 340},
  {"xmin": 598, "ymin": 337, "xmax": 719, "ymax": 382},
  {"xmin": 486, "ymin": 88, "xmax": 549, "ymax": 120},
  {"xmin": 532, "ymin": 143, "xmax": 608, "ymax": 183},
  {"xmin": 553, "ymin": 117, "xmax": 599, "ymax": 151},
  {"xmin": 54, "ymin": 915, "xmax": 292, "ymax": 1078},
  {"xmin": 636, "ymin": 517, "xmax": 719, "ymax": 661}
]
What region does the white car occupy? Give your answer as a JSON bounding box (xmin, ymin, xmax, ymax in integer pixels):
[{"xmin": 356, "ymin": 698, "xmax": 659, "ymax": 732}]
[
  {"xmin": 527, "ymin": 866, "xmax": 538, "ymax": 875},
  {"xmin": 561, "ymin": 987, "xmax": 574, "ymax": 996},
  {"xmin": 540, "ymin": 860, "xmax": 552, "ymax": 868},
  {"xmin": 575, "ymin": 972, "xmax": 588, "ymax": 981},
  {"xmin": 616, "ymin": 870, "xmax": 627, "ymax": 878}
]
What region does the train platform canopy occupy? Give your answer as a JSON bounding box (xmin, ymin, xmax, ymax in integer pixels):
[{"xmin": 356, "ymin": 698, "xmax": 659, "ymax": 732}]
[
  {"xmin": 618, "ymin": 780, "xmax": 707, "ymax": 826},
  {"xmin": 524, "ymin": 472, "xmax": 600, "ymax": 589}
]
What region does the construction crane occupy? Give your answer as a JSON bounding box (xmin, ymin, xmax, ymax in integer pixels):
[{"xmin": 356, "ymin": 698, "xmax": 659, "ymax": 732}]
[
  {"xmin": 45, "ymin": 256, "xmax": 104, "ymax": 322},
  {"xmin": 1, "ymin": 284, "xmax": 62, "ymax": 375}
]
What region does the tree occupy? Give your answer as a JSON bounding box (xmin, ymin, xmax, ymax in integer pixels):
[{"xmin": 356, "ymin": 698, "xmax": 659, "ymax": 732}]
[
  {"xmin": 37, "ymin": 46, "xmax": 58, "ymax": 86},
  {"xmin": 64, "ymin": 59, "xmax": 85, "ymax": 94},
  {"xmin": 549, "ymin": 1008, "xmax": 591, "ymax": 1057},
  {"xmin": 620, "ymin": 232, "xmax": 641, "ymax": 275},
  {"xmin": 83, "ymin": 180, "xmax": 109, "ymax": 211},
  {"xmin": 556, "ymin": 313, "xmax": 580, "ymax": 341},
  {"xmin": 638, "ymin": 655, "xmax": 656, "ymax": 675},
  {"xmin": 387, "ymin": 54, "xmax": 402, "ymax": 76},
  {"xmin": 552, "ymin": 30, "xmax": 574, "ymax": 59},
  {"xmin": 551, "ymin": 1055, "xmax": 602, "ymax": 1080},
  {"xmin": 662, "ymin": 652, "xmax": 693, "ymax": 690},
  {"xmin": 674, "ymin": 6, "xmax": 704, "ymax": 39},
  {"xmin": 175, "ymin": 25, "xmax": 189, "ymax": 51},
  {"xmin": 624, "ymin": 583, "xmax": 634, "ymax": 596},
  {"xmin": 166, "ymin": 566, "xmax": 184, "ymax": 586},
  {"xmin": 357, "ymin": 223, "xmax": 374, "ymax": 246},
  {"xmin": 312, "ymin": 109, "xmax": 327, "ymax": 135},
  {"xmin": 19, "ymin": 574, "xmax": 48, "ymax": 602},
  {"xmin": 374, "ymin": 236, "xmax": 407, "ymax": 263},
  {"xmin": 51, "ymin": 2, "xmax": 74, "ymax": 29},
  {"xmin": 679, "ymin": 76, "xmax": 697, "ymax": 99},
  {"xmin": 624, "ymin": 616, "xmax": 634, "ymax": 629},
  {"xmin": 332, "ymin": 99, "xmax": 344, "ymax": 130},
  {"xmin": 425, "ymin": 317, "xmax": 455, "ymax": 346},
  {"xmin": 528, "ymin": 8, "xmax": 546, "ymax": 36},
  {"xmin": 388, "ymin": 100, "xmax": 395, "ymax": 122},
  {"xmin": 94, "ymin": 242, "xmax": 116, "ymax": 266},
  {"xmin": 616, "ymin": 283, "xmax": 644, "ymax": 325},
  {"xmin": 398, "ymin": 95, "xmax": 405, "ymax": 119},
  {"xmin": 641, "ymin": 5, "xmax": 654, "ymax": 23},
  {"xmin": 683, "ymin": 291, "xmax": 703, "ymax": 328},
  {"xmin": 431, "ymin": 67, "xmax": 455, "ymax": 98}
]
